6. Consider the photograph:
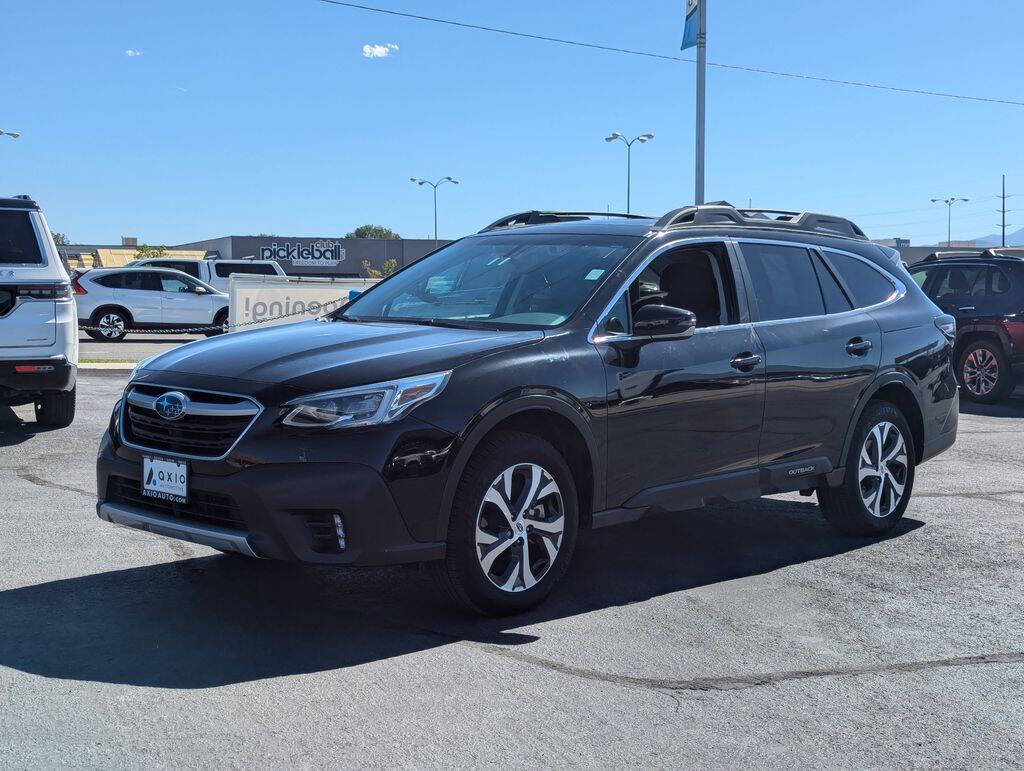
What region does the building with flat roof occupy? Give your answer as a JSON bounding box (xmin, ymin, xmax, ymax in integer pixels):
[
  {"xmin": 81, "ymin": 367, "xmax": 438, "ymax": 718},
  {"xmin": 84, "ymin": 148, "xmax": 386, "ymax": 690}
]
[{"xmin": 172, "ymin": 235, "xmax": 449, "ymax": 277}]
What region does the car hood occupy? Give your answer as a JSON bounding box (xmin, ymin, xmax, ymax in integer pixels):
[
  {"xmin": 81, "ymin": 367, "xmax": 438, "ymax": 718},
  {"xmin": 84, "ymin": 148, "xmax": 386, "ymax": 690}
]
[{"xmin": 140, "ymin": 319, "xmax": 543, "ymax": 393}]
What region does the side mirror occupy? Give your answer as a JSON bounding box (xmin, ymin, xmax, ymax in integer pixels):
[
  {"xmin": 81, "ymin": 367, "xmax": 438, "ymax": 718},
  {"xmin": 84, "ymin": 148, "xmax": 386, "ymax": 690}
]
[
  {"xmin": 193, "ymin": 286, "xmax": 208, "ymax": 295},
  {"xmin": 632, "ymin": 304, "xmax": 696, "ymax": 339}
]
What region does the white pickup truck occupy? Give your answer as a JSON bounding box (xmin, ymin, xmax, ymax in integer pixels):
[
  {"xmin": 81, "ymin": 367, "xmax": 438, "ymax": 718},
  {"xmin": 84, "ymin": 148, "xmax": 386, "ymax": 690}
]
[
  {"xmin": 0, "ymin": 195, "xmax": 77, "ymax": 427},
  {"xmin": 127, "ymin": 257, "xmax": 285, "ymax": 293}
]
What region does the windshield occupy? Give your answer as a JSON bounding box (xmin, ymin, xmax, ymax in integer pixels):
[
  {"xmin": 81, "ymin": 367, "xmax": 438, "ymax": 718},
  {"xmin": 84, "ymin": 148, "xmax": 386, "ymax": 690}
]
[{"xmin": 341, "ymin": 233, "xmax": 641, "ymax": 329}]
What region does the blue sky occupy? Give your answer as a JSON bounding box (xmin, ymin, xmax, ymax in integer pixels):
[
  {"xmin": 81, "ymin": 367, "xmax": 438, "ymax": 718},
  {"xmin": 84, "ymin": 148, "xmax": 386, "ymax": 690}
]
[{"xmin": 2, "ymin": 0, "xmax": 1022, "ymax": 245}]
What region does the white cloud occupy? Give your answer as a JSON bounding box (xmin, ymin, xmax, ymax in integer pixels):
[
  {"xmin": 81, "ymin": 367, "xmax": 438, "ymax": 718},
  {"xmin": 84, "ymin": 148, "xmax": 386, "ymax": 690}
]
[
  {"xmin": 124, "ymin": 49, "xmax": 143, "ymax": 57},
  {"xmin": 362, "ymin": 43, "xmax": 398, "ymax": 59}
]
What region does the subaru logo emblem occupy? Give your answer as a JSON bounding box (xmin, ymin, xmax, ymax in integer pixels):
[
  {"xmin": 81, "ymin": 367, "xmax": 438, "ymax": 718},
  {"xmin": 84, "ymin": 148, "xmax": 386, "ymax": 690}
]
[{"xmin": 154, "ymin": 391, "xmax": 188, "ymax": 421}]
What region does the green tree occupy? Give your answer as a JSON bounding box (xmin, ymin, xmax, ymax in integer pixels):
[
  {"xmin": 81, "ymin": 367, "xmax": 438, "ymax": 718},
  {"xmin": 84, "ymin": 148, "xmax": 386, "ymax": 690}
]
[
  {"xmin": 361, "ymin": 258, "xmax": 398, "ymax": 279},
  {"xmin": 347, "ymin": 224, "xmax": 400, "ymax": 240},
  {"xmin": 50, "ymin": 231, "xmax": 70, "ymax": 245},
  {"xmin": 135, "ymin": 243, "xmax": 168, "ymax": 260}
]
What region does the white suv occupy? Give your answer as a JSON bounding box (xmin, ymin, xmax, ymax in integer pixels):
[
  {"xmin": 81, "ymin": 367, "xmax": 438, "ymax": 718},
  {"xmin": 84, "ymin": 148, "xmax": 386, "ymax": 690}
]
[
  {"xmin": 0, "ymin": 196, "xmax": 77, "ymax": 427},
  {"xmin": 75, "ymin": 268, "xmax": 229, "ymax": 341}
]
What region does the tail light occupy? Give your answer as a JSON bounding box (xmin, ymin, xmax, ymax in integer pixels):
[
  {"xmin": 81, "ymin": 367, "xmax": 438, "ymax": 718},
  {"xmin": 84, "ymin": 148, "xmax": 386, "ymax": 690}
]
[
  {"xmin": 934, "ymin": 314, "xmax": 956, "ymax": 340},
  {"xmin": 71, "ymin": 276, "xmax": 88, "ymax": 295},
  {"xmin": 18, "ymin": 282, "xmax": 72, "ymax": 300}
]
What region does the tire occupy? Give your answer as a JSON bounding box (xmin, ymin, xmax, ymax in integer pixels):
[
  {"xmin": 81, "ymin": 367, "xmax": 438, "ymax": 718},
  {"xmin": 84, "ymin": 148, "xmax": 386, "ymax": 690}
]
[
  {"xmin": 818, "ymin": 400, "xmax": 915, "ymax": 536},
  {"xmin": 957, "ymin": 340, "xmax": 1012, "ymax": 404},
  {"xmin": 429, "ymin": 430, "xmax": 579, "ymax": 615},
  {"xmin": 90, "ymin": 309, "xmax": 129, "ymax": 341},
  {"xmin": 35, "ymin": 386, "xmax": 76, "ymax": 428},
  {"xmin": 204, "ymin": 310, "xmax": 229, "ymax": 337}
]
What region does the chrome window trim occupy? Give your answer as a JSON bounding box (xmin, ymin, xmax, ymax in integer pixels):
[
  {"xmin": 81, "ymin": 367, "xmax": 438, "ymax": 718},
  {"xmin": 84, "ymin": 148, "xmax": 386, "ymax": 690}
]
[
  {"xmin": 119, "ymin": 382, "xmax": 264, "ymax": 461},
  {"xmin": 734, "ymin": 238, "xmax": 907, "ymax": 328},
  {"xmin": 588, "ymin": 236, "xmax": 731, "ymax": 344}
]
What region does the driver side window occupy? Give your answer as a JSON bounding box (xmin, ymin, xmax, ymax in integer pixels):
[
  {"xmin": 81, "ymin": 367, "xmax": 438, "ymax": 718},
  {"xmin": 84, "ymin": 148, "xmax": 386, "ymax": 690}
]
[{"xmin": 597, "ymin": 243, "xmax": 737, "ymax": 337}]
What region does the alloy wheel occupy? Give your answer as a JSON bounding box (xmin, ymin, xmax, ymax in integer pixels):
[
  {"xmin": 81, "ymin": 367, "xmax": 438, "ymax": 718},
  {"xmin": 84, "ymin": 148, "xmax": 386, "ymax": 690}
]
[
  {"xmin": 98, "ymin": 313, "xmax": 125, "ymax": 338},
  {"xmin": 475, "ymin": 463, "xmax": 564, "ymax": 592},
  {"xmin": 857, "ymin": 421, "xmax": 909, "ymax": 518},
  {"xmin": 962, "ymin": 347, "xmax": 999, "ymax": 396}
]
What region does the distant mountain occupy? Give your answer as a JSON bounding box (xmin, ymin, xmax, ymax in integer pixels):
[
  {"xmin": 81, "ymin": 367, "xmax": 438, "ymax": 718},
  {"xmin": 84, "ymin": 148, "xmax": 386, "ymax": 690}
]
[{"xmin": 972, "ymin": 227, "xmax": 1024, "ymax": 247}]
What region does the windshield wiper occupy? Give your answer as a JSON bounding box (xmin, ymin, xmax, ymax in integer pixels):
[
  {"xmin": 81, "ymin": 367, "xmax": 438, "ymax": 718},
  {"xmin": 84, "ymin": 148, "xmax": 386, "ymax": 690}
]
[{"xmin": 381, "ymin": 317, "xmax": 489, "ymax": 329}]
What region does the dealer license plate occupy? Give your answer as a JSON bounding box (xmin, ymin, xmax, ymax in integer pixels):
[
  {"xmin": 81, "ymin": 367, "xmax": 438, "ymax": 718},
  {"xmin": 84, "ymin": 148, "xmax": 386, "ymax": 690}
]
[{"xmin": 141, "ymin": 455, "xmax": 188, "ymax": 503}]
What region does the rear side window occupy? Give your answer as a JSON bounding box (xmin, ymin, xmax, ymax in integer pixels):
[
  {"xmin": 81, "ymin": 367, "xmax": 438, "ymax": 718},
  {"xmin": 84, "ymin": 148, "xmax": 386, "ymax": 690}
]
[
  {"xmin": 811, "ymin": 253, "xmax": 853, "ymax": 314},
  {"xmin": 824, "ymin": 252, "xmax": 897, "ymax": 307},
  {"xmin": 121, "ymin": 271, "xmax": 161, "ymax": 291},
  {"xmin": 95, "ymin": 273, "xmax": 123, "ymax": 288},
  {"xmin": 990, "ymin": 268, "xmax": 1012, "ymax": 294},
  {"xmin": 741, "ymin": 243, "xmax": 825, "ymax": 322},
  {"xmin": 169, "ymin": 261, "xmax": 200, "ymax": 278},
  {"xmin": 215, "ymin": 262, "xmax": 277, "ymax": 277},
  {"xmin": 0, "ymin": 210, "xmax": 43, "ymax": 264}
]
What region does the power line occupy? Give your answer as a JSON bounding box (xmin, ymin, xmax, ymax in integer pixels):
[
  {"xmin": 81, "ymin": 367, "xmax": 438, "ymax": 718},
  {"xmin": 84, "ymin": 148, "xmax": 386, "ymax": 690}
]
[{"xmin": 318, "ymin": 0, "xmax": 1024, "ymax": 107}]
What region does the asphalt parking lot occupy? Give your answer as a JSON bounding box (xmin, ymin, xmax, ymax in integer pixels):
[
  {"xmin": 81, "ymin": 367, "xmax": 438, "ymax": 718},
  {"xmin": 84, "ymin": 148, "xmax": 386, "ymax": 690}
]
[
  {"xmin": 1, "ymin": 373, "xmax": 1022, "ymax": 767},
  {"xmin": 78, "ymin": 331, "xmax": 205, "ymax": 364}
]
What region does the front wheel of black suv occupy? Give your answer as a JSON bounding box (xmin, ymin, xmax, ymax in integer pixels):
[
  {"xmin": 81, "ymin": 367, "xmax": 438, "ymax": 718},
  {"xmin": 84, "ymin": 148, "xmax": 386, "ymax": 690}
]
[
  {"xmin": 958, "ymin": 340, "xmax": 1012, "ymax": 404},
  {"xmin": 430, "ymin": 430, "xmax": 579, "ymax": 615},
  {"xmin": 817, "ymin": 400, "xmax": 915, "ymax": 536}
]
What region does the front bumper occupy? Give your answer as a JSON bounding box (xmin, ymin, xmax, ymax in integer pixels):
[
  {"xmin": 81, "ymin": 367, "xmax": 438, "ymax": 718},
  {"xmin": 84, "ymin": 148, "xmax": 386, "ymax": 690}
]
[
  {"xmin": 0, "ymin": 356, "xmax": 75, "ymax": 395},
  {"xmin": 96, "ymin": 432, "xmax": 446, "ymax": 566}
]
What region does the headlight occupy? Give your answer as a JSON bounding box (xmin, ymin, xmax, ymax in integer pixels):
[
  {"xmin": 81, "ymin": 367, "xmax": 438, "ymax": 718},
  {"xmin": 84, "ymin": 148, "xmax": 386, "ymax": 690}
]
[{"xmin": 281, "ymin": 371, "xmax": 451, "ymax": 429}]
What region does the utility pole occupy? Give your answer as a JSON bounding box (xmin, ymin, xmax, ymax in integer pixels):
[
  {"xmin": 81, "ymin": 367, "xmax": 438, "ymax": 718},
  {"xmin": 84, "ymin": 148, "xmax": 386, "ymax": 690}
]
[
  {"xmin": 694, "ymin": 0, "xmax": 707, "ymax": 205},
  {"xmin": 998, "ymin": 174, "xmax": 1009, "ymax": 247}
]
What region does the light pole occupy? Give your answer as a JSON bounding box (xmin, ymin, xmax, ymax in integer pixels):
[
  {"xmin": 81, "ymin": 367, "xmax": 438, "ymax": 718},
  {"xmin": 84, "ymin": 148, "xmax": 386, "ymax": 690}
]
[
  {"xmin": 604, "ymin": 132, "xmax": 654, "ymax": 213},
  {"xmin": 411, "ymin": 176, "xmax": 459, "ymax": 246},
  {"xmin": 0, "ymin": 129, "xmax": 21, "ymax": 140},
  {"xmin": 931, "ymin": 196, "xmax": 968, "ymax": 246}
]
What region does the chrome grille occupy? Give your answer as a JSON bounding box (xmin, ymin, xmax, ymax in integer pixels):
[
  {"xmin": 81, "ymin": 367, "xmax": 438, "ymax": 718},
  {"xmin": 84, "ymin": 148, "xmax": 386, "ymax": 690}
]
[{"xmin": 121, "ymin": 384, "xmax": 261, "ymax": 459}]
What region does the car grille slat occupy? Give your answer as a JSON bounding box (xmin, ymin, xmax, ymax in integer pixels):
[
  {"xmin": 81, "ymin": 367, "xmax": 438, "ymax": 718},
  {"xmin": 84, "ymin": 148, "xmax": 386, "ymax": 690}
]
[
  {"xmin": 122, "ymin": 386, "xmax": 260, "ymax": 459},
  {"xmin": 106, "ymin": 475, "xmax": 246, "ymax": 531}
]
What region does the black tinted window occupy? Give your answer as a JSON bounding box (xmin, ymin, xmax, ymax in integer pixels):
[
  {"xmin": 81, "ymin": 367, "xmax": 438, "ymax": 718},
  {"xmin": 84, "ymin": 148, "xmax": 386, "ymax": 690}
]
[
  {"xmin": 215, "ymin": 262, "xmax": 276, "ymax": 277},
  {"xmin": 990, "ymin": 268, "xmax": 1012, "ymax": 295},
  {"xmin": 932, "ymin": 266, "xmax": 983, "ymax": 299},
  {"xmin": 741, "ymin": 243, "xmax": 824, "ymax": 321},
  {"xmin": 825, "ymin": 252, "xmax": 896, "ymax": 307},
  {"xmin": 121, "ymin": 271, "xmax": 161, "ymax": 291},
  {"xmin": 811, "ymin": 253, "xmax": 853, "ymax": 314},
  {"xmin": 95, "ymin": 273, "xmax": 123, "ymax": 288},
  {"xmin": 0, "ymin": 210, "xmax": 43, "ymax": 264}
]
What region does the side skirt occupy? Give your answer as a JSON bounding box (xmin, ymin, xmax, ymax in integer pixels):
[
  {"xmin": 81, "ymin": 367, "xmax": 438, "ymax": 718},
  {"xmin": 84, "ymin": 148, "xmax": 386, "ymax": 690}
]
[{"xmin": 590, "ymin": 457, "xmax": 836, "ymax": 529}]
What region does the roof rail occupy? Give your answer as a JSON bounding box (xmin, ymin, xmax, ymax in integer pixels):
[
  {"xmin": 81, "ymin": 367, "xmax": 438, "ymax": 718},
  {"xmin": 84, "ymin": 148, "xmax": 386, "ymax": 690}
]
[
  {"xmin": 923, "ymin": 247, "xmax": 1024, "ymax": 263},
  {"xmin": 653, "ymin": 203, "xmax": 867, "ymax": 239},
  {"xmin": 478, "ymin": 210, "xmax": 651, "ymax": 233}
]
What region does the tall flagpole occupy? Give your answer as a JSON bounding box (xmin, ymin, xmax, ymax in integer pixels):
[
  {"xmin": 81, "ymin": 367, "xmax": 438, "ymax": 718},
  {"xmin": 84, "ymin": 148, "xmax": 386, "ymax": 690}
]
[{"xmin": 694, "ymin": 0, "xmax": 707, "ymax": 205}]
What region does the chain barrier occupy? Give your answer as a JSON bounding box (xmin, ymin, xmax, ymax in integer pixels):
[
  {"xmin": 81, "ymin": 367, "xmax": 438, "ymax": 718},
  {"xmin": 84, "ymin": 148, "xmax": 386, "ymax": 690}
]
[{"xmin": 79, "ymin": 297, "xmax": 349, "ymax": 337}]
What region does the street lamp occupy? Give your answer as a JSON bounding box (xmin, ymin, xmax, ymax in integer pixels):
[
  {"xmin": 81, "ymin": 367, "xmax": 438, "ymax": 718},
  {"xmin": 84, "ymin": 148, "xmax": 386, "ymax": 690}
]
[
  {"xmin": 604, "ymin": 132, "xmax": 654, "ymax": 213},
  {"xmin": 0, "ymin": 129, "xmax": 21, "ymax": 140},
  {"xmin": 411, "ymin": 176, "xmax": 459, "ymax": 246},
  {"xmin": 931, "ymin": 196, "xmax": 969, "ymax": 247}
]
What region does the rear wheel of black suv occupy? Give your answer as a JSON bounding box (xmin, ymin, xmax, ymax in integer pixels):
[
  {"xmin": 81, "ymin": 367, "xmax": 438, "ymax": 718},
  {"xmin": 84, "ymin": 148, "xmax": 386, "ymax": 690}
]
[
  {"xmin": 817, "ymin": 401, "xmax": 915, "ymax": 536},
  {"xmin": 430, "ymin": 430, "xmax": 578, "ymax": 615},
  {"xmin": 958, "ymin": 340, "xmax": 1012, "ymax": 404}
]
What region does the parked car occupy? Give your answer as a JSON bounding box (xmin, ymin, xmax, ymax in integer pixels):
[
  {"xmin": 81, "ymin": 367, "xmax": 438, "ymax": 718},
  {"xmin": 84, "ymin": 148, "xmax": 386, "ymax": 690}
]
[
  {"xmin": 126, "ymin": 257, "xmax": 285, "ymax": 292},
  {"xmin": 0, "ymin": 195, "xmax": 78, "ymax": 427},
  {"xmin": 96, "ymin": 204, "xmax": 959, "ymax": 615},
  {"xmin": 909, "ymin": 249, "xmax": 1024, "ymax": 402},
  {"xmin": 74, "ymin": 267, "xmax": 229, "ymax": 341}
]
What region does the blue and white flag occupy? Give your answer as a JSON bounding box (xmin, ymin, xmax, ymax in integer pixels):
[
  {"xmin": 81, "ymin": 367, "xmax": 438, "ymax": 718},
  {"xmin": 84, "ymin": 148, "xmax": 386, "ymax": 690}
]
[{"xmin": 681, "ymin": 0, "xmax": 700, "ymax": 50}]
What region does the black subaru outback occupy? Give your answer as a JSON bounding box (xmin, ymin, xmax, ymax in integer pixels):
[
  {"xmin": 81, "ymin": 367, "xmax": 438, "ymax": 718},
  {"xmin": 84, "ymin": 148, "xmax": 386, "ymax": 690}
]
[{"xmin": 96, "ymin": 204, "xmax": 959, "ymax": 615}]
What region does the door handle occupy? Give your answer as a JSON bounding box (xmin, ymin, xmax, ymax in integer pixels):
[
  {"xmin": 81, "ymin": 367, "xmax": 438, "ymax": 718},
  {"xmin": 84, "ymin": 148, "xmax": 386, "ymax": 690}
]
[
  {"xmin": 846, "ymin": 338, "xmax": 873, "ymax": 356},
  {"xmin": 730, "ymin": 352, "xmax": 762, "ymax": 371},
  {"xmin": 958, "ymin": 306, "xmax": 975, "ymax": 312}
]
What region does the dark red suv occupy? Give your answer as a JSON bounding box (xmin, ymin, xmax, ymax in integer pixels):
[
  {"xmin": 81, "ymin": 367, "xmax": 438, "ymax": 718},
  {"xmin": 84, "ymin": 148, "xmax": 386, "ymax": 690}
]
[{"xmin": 910, "ymin": 249, "xmax": 1024, "ymax": 402}]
